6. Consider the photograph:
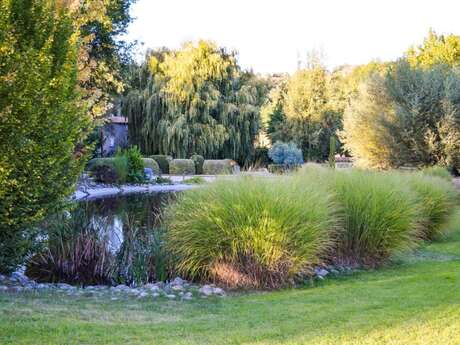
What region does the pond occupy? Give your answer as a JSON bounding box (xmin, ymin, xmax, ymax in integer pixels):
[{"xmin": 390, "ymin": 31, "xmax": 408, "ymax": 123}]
[
  {"xmin": 26, "ymin": 192, "xmax": 178, "ymax": 286},
  {"xmin": 76, "ymin": 192, "xmax": 176, "ymax": 253}
]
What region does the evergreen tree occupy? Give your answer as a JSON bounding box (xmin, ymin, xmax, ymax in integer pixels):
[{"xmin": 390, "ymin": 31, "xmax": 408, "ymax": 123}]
[{"xmin": 0, "ymin": 0, "xmax": 89, "ymax": 273}]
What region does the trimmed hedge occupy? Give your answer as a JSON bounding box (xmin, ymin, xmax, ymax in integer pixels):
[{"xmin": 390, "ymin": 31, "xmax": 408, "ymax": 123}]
[
  {"xmin": 142, "ymin": 158, "xmax": 161, "ymax": 176},
  {"xmin": 151, "ymin": 155, "xmax": 172, "ymax": 174},
  {"xmin": 202, "ymin": 159, "xmax": 234, "ymax": 175},
  {"xmin": 169, "ymin": 159, "xmax": 196, "ymax": 175},
  {"xmin": 191, "ymin": 154, "xmax": 205, "ymax": 174}
]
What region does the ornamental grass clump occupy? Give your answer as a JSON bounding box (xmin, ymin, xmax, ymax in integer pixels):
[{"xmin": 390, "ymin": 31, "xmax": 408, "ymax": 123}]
[
  {"xmin": 164, "ymin": 176, "xmax": 338, "ymax": 289},
  {"xmin": 330, "ymin": 170, "xmax": 423, "ymax": 266},
  {"xmin": 401, "ymin": 173, "xmax": 458, "ymax": 241}
]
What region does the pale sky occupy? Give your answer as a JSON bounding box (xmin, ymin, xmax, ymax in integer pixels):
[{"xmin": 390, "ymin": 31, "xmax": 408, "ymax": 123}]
[{"xmin": 126, "ymin": 0, "xmax": 460, "ymax": 74}]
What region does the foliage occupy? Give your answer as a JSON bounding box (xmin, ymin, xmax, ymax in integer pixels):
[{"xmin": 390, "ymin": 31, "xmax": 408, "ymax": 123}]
[
  {"xmin": 252, "ymin": 147, "xmax": 272, "ymax": 168},
  {"xmin": 190, "ymin": 154, "xmax": 205, "ymax": 175},
  {"xmin": 268, "ymin": 142, "xmax": 303, "ymax": 166},
  {"xmin": 142, "ymin": 158, "xmax": 160, "ymax": 176},
  {"xmin": 66, "ymin": 0, "xmax": 137, "ymax": 118},
  {"xmin": 406, "ymin": 29, "xmax": 460, "ymax": 68},
  {"xmin": 88, "ymin": 148, "xmax": 152, "ymax": 183},
  {"xmin": 342, "ymin": 61, "xmax": 460, "ymax": 171},
  {"xmin": 124, "ymin": 146, "xmax": 145, "ymax": 183},
  {"xmin": 169, "ymin": 159, "xmax": 196, "ymax": 175},
  {"xmin": 122, "ymin": 41, "xmax": 267, "ymax": 165},
  {"xmin": 90, "ymin": 163, "xmax": 119, "ymax": 184},
  {"xmin": 151, "ymin": 155, "xmax": 172, "ymax": 174},
  {"xmin": 264, "ymin": 67, "xmax": 343, "ymax": 161},
  {"xmin": 0, "ymin": 0, "xmax": 89, "ymax": 273},
  {"xmin": 27, "ymin": 194, "xmax": 172, "ymax": 286},
  {"xmin": 165, "ymin": 177, "xmax": 337, "ymax": 289},
  {"xmin": 26, "ymin": 204, "xmax": 116, "ymax": 284},
  {"xmin": 202, "ymin": 160, "xmax": 234, "ymax": 175}
]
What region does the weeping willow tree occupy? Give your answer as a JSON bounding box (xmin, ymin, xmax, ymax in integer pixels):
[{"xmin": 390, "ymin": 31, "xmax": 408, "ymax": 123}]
[{"xmin": 122, "ymin": 41, "xmax": 264, "ymax": 164}]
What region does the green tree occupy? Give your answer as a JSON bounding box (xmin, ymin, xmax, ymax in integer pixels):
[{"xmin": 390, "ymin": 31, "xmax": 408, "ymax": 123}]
[
  {"xmin": 0, "ymin": 0, "xmax": 90, "ymax": 273},
  {"xmin": 406, "ymin": 29, "xmax": 460, "ymax": 68},
  {"xmin": 265, "ymin": 66, "xmax": 340, "ymax": 161},
  {"xmin": 122, "ymin": 41, "xmax": 265, "ymax": 165},
  {"xmin": 342, "ymin": 61, "xmax": 460, "ymax": 171}
]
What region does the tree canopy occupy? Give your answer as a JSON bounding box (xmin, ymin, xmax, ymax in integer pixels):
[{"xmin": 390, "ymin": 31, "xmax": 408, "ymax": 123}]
[
  {"xmin": 122, "ymin": 41, "xmax": 267, "ymax": 164},
  {"xmin": 342, "ymin": 61, "xmax": 460, "ymax": 171}
]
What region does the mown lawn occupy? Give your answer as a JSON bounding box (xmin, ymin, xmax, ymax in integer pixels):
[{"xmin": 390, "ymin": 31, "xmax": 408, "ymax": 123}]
[{"xmin": 1, "ymin": 230, "xmax": 459, "ymax": 345}]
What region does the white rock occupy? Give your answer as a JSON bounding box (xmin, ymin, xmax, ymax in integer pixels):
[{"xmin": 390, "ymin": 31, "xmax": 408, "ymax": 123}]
[
  {"xmin": 166, "ymin": 294, "xmax": 176, "ymax": 299},
  {"xmin": 199, "ymin": 285, "xmax": 214, "ymax": 296},
  {"xmin": 315, "ymin": 268, "xmax": 329, "ymax": 278},
  {"xmin": 171, "ymin": 277, "xmax": 185, "ymax": 286},
  {"xmin": 212, "ymin": 287, "xmax": 225, "ymax": 296}
]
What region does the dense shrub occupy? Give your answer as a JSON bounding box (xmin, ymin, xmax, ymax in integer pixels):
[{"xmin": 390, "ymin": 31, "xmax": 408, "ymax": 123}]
[
  {"xmin": 202, "ymin": 160, "xmax": 234, "ymax": 175},
  {"xmin": 169, "ymin": 159, "xmax": 196, "ymax": 175},
  {"xmin": 88, "ymin": 148, "xmax": 154, "ymax": 183},
  {"xmin": 342, "ymin": 61, "xmax": 460, "ymax": 171},
  {"xmin": 142, "ymin": 158, "xmax": 161, "ymax": 176},
  {"xmin": 88, "ymin": 158, "xmax": 122, "ymax": 184},
  {"xmin": 268, "ymin": 142, "xmax": 303, "ymax": 166},
  {"xmin": 151, "ymin": 155, "xmax": 172, "ymax": 174},
  {"xmin": 165, "ymin": 177, "xmax": 338, "ymax": 289},
  {"xmin": 191, "ymin": 154, "xmax": 205, "ymax": 174},
  {"xmin": 124, "ymin": 146, "xmax": 145, "ymax": 183},
  {"xmin": 0, "ymin": 1, "xmax": 89, "ymax": 274},
  {"xmin": 91, "ymin": 164, "xmax": 118, "ymax": 184},
  {"xmin": 252, "ymin": 147, "xmax": 271, "ymax": 168}
]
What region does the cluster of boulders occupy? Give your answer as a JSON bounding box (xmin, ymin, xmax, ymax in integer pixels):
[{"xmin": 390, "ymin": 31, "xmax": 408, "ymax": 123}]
[{"xmin": 0, "ymin": 273, "xmax": 225, "ymax": 301}]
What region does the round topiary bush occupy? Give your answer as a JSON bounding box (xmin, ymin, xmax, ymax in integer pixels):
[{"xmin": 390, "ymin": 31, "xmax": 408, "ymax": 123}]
[
  {"xmin": 169, "ymin": 159, "xmax": 196, "ymax": 175},
  {"xmin": 142, "ymin": 158, "xmax": 161, "ymax": 176},
  {"xmin": 202, "ymin": 159, "xmax": 234, "ymax": 175},
  {"xmin": 190, "ymin": 154, "xmax": 205, "ymax": 174},
  {"xmin": 164, "ymin": 176, "xmax": 338, "ymax": 289},
  {"xmin": 151, "ymin": 155, "xmax": 173, "ymax": 174}
]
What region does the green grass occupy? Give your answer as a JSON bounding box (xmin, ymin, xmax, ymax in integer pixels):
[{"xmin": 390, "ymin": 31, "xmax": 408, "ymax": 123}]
[{"xmin": 1, "ymin": 216, "xmax": 460, "ymax": 344}]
